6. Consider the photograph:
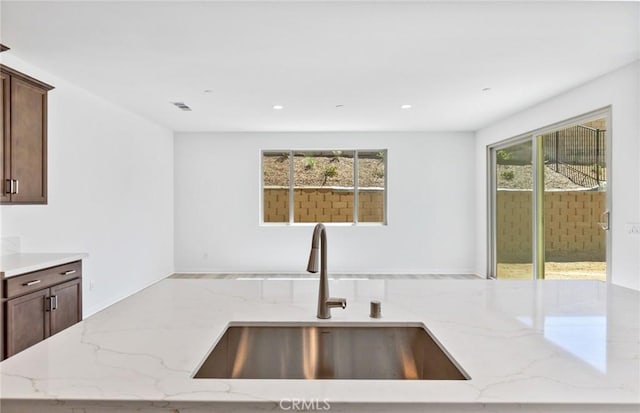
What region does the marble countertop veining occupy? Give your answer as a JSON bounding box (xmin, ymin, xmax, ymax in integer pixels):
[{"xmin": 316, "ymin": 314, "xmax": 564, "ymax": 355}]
[
  {"xmin": 0, "ymin": 253, "xmax": 88, "ymax": 278},
  {"xmin": 0, "ymin": 278, "xmax": 638, "ymax": 412}
]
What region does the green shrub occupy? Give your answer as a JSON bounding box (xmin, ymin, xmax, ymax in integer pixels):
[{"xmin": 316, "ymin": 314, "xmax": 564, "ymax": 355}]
[
  {"xmin": 303, "ymin": 156, "xmax": 316, "ymax": 170},
  {"xmin": 496, "ymin": 150, "xmax": 512, "ymax": 163},
  {"xmin": 501, "ymin": 170, "xmax": 515, "ymax": 181},
  {"xmin": 324, "ymin": 165, "xmax": 338, "ymax": 178}
]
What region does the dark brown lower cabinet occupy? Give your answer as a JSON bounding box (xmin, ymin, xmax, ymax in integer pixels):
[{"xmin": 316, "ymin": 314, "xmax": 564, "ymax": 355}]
[
  {"xmin": 5, "ymin": 288, "xmax": 50, "ymax": 357},
  {"xmin": 50, "ymin": 278, "xmax": 82, "ymax": 335},
  {"xmin": 2, "ymin": 261, "xmax": 82, "ymax": 359}
]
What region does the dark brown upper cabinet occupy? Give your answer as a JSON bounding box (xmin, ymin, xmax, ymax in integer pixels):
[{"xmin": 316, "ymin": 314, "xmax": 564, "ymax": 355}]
[{"xmin": 0, "ymin": 64, "xmax": 54, "ymax": 205}]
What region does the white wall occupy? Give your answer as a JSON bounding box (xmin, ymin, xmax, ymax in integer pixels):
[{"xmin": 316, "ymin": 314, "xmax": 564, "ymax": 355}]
[
  {"xmin": 0, "ymin": 55, "xmax": 175, "ymax": 316},
  {"xmin": 475, "ymin": 61, "xmax": 640, "ymax": 291},
  {"xmin": 175, "ymin": 132, "xmax": 476, "ymax": 274}
]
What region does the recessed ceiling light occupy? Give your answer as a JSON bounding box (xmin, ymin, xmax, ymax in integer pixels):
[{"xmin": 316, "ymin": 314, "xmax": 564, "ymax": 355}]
[
  {"xmin": 401, "ymin": 104, "xmax": 412, "ymax": 109},
  {"xmin": 272, "ymin": 105, "xmax": 284, "ymax": 110}
]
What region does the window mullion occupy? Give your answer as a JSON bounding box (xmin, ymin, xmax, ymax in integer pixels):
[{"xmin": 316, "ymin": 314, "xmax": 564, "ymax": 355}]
[
  {"xmin": 289, "ymin": 150, "xmax": 294, "ymax": 224},
  {"xmin": 353, "ymin": 150, "xmax": 359, "ymax": 225}
]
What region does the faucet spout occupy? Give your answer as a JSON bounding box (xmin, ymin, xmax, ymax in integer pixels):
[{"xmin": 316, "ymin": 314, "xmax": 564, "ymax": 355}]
[{"xmin": 306, "ymin": 223, "xmax": 347, "ymax": 319}]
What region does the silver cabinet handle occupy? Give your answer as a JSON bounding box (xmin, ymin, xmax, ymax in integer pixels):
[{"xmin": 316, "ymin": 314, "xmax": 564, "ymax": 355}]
[
  {"xmin": 4, "ymin": 179, "xmax": 18, "ymax": 194},
  {"xmin": 5, "ymin": 179, "xmax": 18, "ymax": 194},
  {"xmin": 61, "ymin": 270, "xmax": 76, "ymax": 276},
  {"xmin": 23, "ymin": 280, "xmax": 42, "ymax": 286},
  {"xmin": 51, "ymin": 295, "xmax": 58, "ymax": 310}
]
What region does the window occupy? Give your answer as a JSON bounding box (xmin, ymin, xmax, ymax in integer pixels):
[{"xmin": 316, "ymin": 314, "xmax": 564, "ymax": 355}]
[{"xmin": 262, "ymin": 150, "xmax": 387, "ymax": 225}]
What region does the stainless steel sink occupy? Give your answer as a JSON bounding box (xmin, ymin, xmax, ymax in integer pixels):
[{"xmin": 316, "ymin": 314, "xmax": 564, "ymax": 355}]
[{"xmin": 193, "ymin": 323, "xmax": 468, "ymax": 380}]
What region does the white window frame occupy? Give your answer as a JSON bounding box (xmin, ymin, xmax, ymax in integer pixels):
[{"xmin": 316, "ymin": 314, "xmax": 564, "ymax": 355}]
[{"xmin": 260, "ymin": 149, "xmax": 388, "ymax": 226}]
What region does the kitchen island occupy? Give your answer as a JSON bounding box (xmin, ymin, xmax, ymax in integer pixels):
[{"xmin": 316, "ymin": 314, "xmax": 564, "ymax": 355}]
[{"xmin": 0, "ymin": 277, "xmax": 638, "ymax": 412}]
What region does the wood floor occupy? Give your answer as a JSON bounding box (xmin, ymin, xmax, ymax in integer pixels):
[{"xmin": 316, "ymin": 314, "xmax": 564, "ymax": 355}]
[{"xmin": 170, "ymin": 273, "xmax": 482, "ymax": 280}]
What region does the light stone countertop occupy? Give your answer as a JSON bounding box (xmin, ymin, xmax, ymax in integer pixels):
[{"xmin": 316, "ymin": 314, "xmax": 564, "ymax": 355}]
[
  {"xmin": 0, "ymin": 278, "xmax": 638, "ymax": 413},
  {"xmin": 0, "ymin": 253, "xmax": 88, "ymax": 278}
]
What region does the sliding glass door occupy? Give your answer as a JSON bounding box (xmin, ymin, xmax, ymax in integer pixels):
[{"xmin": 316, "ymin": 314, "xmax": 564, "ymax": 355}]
[
  {"xmin": 539, "ymin": 118, "xmax": 608, "ymax": 281},
  {"xmin": 489, "ymin": 110, "xmax": 610, "ymax": 281}
]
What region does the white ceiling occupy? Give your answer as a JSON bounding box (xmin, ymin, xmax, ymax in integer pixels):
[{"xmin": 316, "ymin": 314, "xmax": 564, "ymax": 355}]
[{"xmin": 1, "ymin": 1, "xmax": 638, "ymax": 132}]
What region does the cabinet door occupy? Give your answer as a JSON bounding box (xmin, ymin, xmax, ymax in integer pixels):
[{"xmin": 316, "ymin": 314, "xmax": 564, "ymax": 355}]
[
  {"xmin": 0, "ymin": 71, "xmax": 9, "ymax": 203},
  {"xmin": 5, "ymin": 288, "xmax": 50, "ymax": 358},
  {"xmin": 10, "ymin": 76, "xmax": 47, "ymax": 204},
  {"xmin": 50, "ymin": 278, "xmax": 82, "ymax": 336}
]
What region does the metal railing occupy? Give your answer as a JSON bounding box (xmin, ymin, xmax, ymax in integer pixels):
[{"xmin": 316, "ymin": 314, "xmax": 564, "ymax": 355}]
[{"xmin": 542, "ymin": 125, "xmax": 606, "ymax": 188}]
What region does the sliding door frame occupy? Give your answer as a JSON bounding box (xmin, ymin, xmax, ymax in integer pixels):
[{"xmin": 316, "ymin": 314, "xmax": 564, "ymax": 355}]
[
  {"xmin": 487, "ymin": 106, "xmax": 612, "ymax": 282},
  {"xmin": 487, "ymin": 133, "xmax": 535, "ymax": 279}
]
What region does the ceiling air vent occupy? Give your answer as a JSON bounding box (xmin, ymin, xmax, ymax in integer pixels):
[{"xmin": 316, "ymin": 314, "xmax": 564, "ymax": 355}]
[{"xmin": 171, "ymin": 101, "xmax": 192, "ymax": 111}]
